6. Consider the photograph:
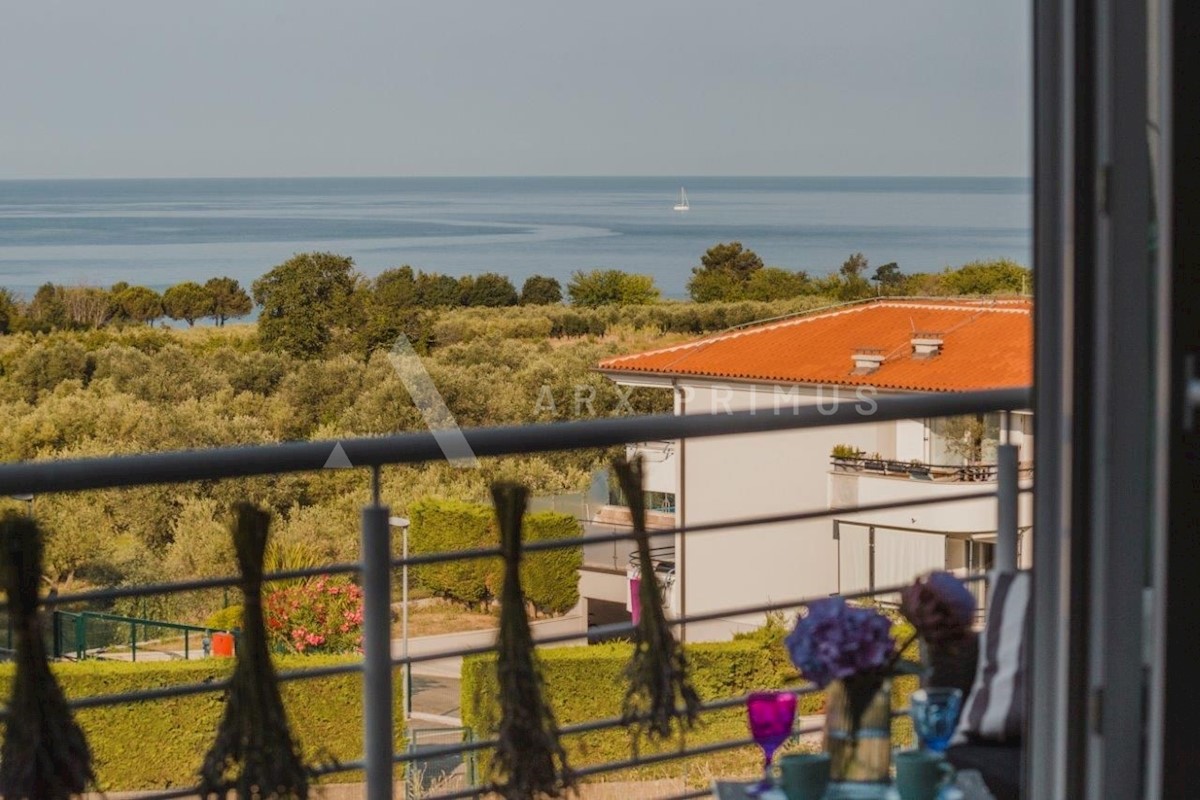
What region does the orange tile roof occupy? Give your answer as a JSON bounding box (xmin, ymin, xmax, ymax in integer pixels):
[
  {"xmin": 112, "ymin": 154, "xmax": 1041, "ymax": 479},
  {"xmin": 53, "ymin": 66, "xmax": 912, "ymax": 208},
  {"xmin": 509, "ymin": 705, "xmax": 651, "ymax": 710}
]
[{"xmin": 597, "ymin": 298, "xmax": 1032, "ymax": 393}]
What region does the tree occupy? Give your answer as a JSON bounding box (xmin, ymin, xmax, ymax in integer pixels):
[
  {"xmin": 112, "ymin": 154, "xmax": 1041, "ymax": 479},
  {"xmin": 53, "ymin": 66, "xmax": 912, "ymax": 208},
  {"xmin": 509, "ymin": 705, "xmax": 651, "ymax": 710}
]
[
  {"xmin": 840, "ymin": 252, "xmax": 869, "ymax": 280},
  {"xmin": 687, "ymin": 268, "xmax": 744, "ymax": 302},
  {"xmin": 460, "ymin": 272, "xmax": 518, "ymax": 307},
  {"xmin": 871, "ymin": 262, "xmax": 906, "ymax": 295},
  {"xmin": 744, "ymin": 267, "xmax": 814, "ymax": 301},
  {"xmin": 372, "ymin": 266, "xmax": 418, "ymax": 309},
  {"xmin": 0, "ymin": 288, "xmax": 16, "ymax": 334},
  {"xmin": 937, "ymin": 259, "xmax": 1032, "ymax": 295},
  {"xmin": 359, "ymin": 267, "xmax": 434, "ymax": 353},
  {"xmin": 114, "ymin": 286, "xmax": 163, "ymax": 326},
  {"xmin": 698, "ymin": 241, "xmax": 764, "ymax": 282},
  {"xmin": 414, "ymin": 271, "xmax": 462, "ymax": 308},
  {"xmin": 688, "ymin": 241, "xmax": 765, "ymax": 301},
  {"xmin": 835, "ymin": 253, "xmax": 873, "ymax": 300},
  {"xmin": 252, "ymin": 252, "xmax": 360, "ymax": 357},
  {"xmin": 520, "ymin": 275, "xmax": 563, "ymax": 305},
  {"xmin": 203, "ymin": 277, "xmax": 253, "ymax": 326},
  {"xmin": 28, "ymin": 283, "xmax": 70, "ymax": 331},
  {"xmin": 941, "ymin": 414, "xmax": 998, "ymax": 468},
  {"xmin": 62, "ymin": 286, "xmax": 112, "ymax": 328},
  {"xmin": 567, "ymin": 269, "xmax": 660, "ymax": 307},
  {"xmin": 162, "ymin": 281, "xmax": 212, "ymax": 326}
]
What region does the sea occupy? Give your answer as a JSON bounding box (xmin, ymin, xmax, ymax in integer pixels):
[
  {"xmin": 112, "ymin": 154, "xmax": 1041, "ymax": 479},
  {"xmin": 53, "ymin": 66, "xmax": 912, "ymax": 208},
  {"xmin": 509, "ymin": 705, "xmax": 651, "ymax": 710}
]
[{"xmin": 0, "ymin": 176, "xmax": 1030, "ymax": 300}]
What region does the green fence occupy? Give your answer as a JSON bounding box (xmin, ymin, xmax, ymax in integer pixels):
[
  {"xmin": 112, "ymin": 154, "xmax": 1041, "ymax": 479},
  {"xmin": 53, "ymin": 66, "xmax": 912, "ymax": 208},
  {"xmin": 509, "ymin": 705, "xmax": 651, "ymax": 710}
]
[{"xmin": 51, "ymin": 610, "xmax": 237, "ymax": 662}]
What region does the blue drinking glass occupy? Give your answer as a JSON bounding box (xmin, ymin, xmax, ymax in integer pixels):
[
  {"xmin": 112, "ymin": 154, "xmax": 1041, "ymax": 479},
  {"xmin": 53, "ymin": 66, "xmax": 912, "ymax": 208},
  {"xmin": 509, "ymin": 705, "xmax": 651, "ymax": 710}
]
[{"xmin": 909, "ymin": 688, "xmax": 963, "ymax": 753}]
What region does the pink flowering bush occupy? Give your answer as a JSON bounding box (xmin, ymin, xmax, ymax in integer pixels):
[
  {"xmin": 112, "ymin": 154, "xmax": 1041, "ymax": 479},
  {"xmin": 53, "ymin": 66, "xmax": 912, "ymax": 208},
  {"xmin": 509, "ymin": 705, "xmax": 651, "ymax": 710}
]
[{"xmin": 264, "ymin": 576, "xmax": 364, "ymax": 654}]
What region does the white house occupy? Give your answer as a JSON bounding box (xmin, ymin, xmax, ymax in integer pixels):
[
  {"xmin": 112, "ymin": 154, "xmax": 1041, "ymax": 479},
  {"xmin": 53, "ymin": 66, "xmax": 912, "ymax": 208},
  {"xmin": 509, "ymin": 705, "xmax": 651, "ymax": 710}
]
[{"xmin": 581, "ymin": 297, "xmax": 1034, "ymax": 641}]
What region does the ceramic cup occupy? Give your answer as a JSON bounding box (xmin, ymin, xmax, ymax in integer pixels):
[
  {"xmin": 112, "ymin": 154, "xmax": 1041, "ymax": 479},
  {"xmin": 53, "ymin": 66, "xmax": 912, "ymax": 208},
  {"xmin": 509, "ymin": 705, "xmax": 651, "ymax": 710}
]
[
  {"xmin": 894, "ymin": 750, "xmax": 955, "ymax": 800},
  {"xmin": 779, "ymin": 752, "xmax": 831, "ymax": 800}
]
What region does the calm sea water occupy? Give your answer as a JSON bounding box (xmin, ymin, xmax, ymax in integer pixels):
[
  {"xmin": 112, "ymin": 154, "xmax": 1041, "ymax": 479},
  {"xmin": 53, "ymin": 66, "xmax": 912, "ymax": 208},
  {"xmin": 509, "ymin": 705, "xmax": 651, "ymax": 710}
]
[{"xmin": 0, "ymin": 176, "xmax": 1030, "ymax": 299}]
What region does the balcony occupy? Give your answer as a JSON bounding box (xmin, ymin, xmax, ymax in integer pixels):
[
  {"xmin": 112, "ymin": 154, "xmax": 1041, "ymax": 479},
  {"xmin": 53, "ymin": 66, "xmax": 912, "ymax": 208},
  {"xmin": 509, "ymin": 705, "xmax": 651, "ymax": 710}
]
[
  {"xmin": 0, "ymin": 387, "xmax": 1037, "ymax": 800},
  {"xmin": 829, "ymin": 455, "xmax": 1035, "ymax": 483}
]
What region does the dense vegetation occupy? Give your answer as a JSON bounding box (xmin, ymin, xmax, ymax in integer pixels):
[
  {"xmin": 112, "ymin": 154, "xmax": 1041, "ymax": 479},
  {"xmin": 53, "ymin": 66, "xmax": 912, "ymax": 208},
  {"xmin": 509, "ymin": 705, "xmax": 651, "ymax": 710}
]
[
  {"xmin": 687, "ymin": 243, "xmax": 1031, "ymax": 303},
  {"xmin": 0, "ymin": 247, "xmax": 1028, "ymax": 626},
  {"xmin": 0, "ymin": 276, "xmax": 253, "ymax": 332},
  {"xmin": 0, "ymin": 319, "xmax": 675, "ymax": 616},
  {"xmin": 0, "ymin": 656, "xmax": 405, "ymax": 791}
]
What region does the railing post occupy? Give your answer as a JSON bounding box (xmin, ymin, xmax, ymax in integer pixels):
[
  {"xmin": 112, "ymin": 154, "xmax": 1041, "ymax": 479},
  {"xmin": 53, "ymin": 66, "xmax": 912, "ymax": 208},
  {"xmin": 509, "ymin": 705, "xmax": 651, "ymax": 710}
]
[
  {"xmin": 362, "ymin": 472, "xmax": 393, "ymax": 800},
  {"xmin": 996, "ymin": 443, "xmax": 1019, "ymax": 573},
  {"xmin": 402, "ymin": 521, "xmax": 411, "ymax": 721}
]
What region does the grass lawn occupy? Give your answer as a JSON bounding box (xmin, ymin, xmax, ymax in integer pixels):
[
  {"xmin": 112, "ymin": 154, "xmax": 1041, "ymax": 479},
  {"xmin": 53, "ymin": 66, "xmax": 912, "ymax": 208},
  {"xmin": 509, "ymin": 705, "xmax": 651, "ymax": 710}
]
[{"xmin": 394, "ymin": 599, "xmax": 499, "ymax": 638}]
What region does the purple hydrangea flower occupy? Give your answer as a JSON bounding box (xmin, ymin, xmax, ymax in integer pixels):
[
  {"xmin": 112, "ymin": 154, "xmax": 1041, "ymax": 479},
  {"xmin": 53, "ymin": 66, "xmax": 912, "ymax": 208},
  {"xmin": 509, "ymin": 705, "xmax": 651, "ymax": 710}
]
[
  {"xmin": 899, "ymin": 571, "xmax": 976, "ymax": 644},
  {"xmin": 785, "ymin": 598, "xmax": 896, "ymax": 688}
]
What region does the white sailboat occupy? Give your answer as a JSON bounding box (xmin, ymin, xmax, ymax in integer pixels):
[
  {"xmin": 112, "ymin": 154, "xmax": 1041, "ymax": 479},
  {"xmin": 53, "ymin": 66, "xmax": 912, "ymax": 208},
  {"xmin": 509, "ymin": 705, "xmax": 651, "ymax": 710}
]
[{"xmin": 673, "ymin": 187, "xmax": 689, "ymax": 211}]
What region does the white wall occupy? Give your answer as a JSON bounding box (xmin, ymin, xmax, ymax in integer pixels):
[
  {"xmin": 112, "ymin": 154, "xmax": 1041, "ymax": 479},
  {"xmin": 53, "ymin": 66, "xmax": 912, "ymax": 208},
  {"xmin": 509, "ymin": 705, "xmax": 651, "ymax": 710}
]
[
  {"xmin": 675, "ymin": 381, "xmax": 897, "ymax": 640},
  {"xmin": 831, "ymin": 472, "xmax": 1010, "ymax": 533},
  {"xmin": 598, "ymin": 377, "xmax": 1036, "ymax": 641}
]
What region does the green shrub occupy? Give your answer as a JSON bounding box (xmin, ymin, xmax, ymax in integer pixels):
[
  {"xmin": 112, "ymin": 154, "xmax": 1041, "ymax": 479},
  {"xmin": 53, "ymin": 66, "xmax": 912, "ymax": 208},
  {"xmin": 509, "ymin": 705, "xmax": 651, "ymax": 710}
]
[
  {"xmin": 462, "ymin": 623, "xmax": 920, "ymax": 780},
  {"xmin": 203, "ymin": 604, "xmax": 243, "ymax": 631},
  {"xmin": 0, "ymin": 656, "xmax": 404, "ymax": 791},
  {"xmin": 461, "ymin": 640, "xmax": 819, "ymax": 778},
  {"xmin": 409, "ymin": 498, "xmax": 582, "ymax": 614},
  {"xmin": 511, "ymin": 510, "xmax": 581, "ymax": 616},
  {"xmin": 409, "ymin": 498, "xmax": 495, "ymax": 608}
]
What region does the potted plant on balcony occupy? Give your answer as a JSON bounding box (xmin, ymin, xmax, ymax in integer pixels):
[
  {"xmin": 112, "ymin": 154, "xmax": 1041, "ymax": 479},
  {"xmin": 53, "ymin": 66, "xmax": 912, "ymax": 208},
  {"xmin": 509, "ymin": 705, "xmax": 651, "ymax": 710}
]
[
  {"xmin": 784, "ymin": 599, "xmax": 921, "ymax": 784},
  {"xmin": 942, "ymin": 415, "xmax": 998, "ymax": 483},
  {"xmin": 907, "ymin": 459, "xmax": 931, "ymax": 479},
  {"xmin": 898, "ymin": 571, "xmax": 978, "ymax": 690},
  {"xmin": 861, "ymin": 452, "xmax": 886, "ymax": 472},
  {"xmin": 830, "ymin": 444, "xmax": 863, "ymax": 471}
]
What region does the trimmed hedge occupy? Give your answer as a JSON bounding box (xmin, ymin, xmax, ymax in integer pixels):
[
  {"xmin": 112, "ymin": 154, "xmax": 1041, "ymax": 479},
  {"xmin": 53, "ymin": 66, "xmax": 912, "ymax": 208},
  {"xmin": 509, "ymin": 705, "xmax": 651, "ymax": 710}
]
[
  {"xmin": 0, "ymin": 656, "xmax": 404, "ymax": 791},
  {"xmin": 462, "ymin": 640, "xmax": 821, "ymax": 779},
  {"xmin": 462, "ymin": 633, "xmax": 917, "ymax": 781},
  {"xmin": 409, "ymin": 498, "xmax": 581, "ymax": 614}
]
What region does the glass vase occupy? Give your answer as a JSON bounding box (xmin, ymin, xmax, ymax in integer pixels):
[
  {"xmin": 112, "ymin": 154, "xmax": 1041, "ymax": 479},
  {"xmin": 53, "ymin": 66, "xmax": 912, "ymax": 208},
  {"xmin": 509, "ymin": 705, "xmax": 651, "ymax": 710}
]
[{"xmin": 823, "ymin": 676, "xmax": 892, "ymax": 783}]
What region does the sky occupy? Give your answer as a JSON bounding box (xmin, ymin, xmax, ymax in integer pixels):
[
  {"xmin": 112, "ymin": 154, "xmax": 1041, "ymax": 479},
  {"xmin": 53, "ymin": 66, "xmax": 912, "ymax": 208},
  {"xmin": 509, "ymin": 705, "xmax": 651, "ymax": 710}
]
[{"xmin": 0, "ymin": 1, "xmax": 1030, "ymax": 179}]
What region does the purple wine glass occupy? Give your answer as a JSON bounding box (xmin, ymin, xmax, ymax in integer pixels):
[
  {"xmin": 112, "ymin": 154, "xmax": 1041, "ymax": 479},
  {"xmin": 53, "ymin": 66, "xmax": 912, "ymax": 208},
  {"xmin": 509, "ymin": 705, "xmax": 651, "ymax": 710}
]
[{"xmin": 745, "ymin": 691, "xmax": 798, "ymax": 795}]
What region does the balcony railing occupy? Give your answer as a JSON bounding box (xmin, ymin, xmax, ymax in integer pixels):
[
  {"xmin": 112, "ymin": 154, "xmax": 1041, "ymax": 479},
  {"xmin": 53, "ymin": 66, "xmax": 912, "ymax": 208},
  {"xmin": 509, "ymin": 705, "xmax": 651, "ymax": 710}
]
[
  {"xmin": 0, "ymin": 386, "xmax": 1029, "ymax": 800},
  {"xmin": 830, "ymin": 455, "xmax": 1035, "ymax": 483}
]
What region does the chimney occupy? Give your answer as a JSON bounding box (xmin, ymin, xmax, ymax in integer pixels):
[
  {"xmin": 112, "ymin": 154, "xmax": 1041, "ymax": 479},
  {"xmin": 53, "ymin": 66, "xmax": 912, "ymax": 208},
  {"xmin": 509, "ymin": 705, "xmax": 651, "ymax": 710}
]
[
  {"xmin": 911, "ymin": 331, "xmax": 944, "ymax": 359},
  {"xmin": 851, "ymin": 348, "xmax": 885, "ymax": 375}
]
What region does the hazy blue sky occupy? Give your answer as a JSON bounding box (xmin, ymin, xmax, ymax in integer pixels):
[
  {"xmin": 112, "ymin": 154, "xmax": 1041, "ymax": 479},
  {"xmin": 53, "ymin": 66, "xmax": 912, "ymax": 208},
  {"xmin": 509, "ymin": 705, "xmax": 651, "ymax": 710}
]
[{"xmin": 1, "ymin": 1, "xmax": 1029, "ymax": 179}]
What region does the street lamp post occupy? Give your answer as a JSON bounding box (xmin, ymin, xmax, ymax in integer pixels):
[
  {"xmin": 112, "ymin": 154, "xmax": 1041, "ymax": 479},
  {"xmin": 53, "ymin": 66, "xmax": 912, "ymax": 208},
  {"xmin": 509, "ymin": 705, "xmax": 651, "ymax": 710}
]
[{"xmin": 389, "ymin": 516, "xmax": 411, "ymax": 720}]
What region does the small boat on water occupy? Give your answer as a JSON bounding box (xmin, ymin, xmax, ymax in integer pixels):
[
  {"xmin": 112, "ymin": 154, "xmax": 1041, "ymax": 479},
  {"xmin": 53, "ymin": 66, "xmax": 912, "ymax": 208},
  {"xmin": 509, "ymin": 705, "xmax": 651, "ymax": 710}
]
[{"xmin": 673, "ymin": 187, "xmax": 689, "ymax": 212}]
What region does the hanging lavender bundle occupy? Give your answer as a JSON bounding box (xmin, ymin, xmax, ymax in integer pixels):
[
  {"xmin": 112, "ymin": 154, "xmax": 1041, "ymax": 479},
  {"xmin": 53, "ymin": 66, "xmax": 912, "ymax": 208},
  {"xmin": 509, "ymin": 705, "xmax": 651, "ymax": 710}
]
[
  {"xmin": 0, "ymin": 513, "xmax": 94, "ymax": 800},
  {"xmin": 199, "ymin": 503, "xmax": 308, "ymax": 800},
  {"xmin": 490, "ymin": 482, "xmax": 574, "ymax": 800},
  {"xmin": 613, "ymin": 457, "xmax": 700, "ymax": 743}
]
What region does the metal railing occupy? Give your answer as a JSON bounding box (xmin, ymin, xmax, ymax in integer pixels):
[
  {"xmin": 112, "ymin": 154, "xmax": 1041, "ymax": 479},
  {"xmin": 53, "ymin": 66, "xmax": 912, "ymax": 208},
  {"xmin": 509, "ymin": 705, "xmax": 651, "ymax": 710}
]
[
  {"xmin": 830, "ymin": 455, "xmax": 1036, "ymax": 483},
  {"xmin": 0, "ymin": 386, "xmax": 1029, "ymax": 799},
  {"xmin": 50, "ymin": 610, "xmax": 238, "ymax": 662}
]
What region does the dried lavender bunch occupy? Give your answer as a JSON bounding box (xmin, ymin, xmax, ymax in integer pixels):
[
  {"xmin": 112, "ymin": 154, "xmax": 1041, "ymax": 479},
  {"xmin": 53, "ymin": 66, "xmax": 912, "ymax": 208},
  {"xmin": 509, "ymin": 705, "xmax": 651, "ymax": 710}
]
[
  {"xmin": 491, "ymin": 482, "xmax": 574, "ymax": 800},
  {"xmin": 199, "ymin": 503, "xmax": 309, "ymax": 800},
  {"xmin": 0, "ymin": 513, "xmax": 94, "ymax": 800},
  {"xmin": 613, "ymin": 457, "xmax": 700, "ymax": 743}
]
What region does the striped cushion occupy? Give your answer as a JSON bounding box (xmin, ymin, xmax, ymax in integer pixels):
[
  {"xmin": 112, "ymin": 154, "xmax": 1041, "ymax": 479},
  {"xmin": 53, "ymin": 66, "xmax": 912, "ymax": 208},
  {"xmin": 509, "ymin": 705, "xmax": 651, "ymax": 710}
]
[{"xmin": 952, "ymin": 570, "xmax": 1031, "ymax": 744}]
